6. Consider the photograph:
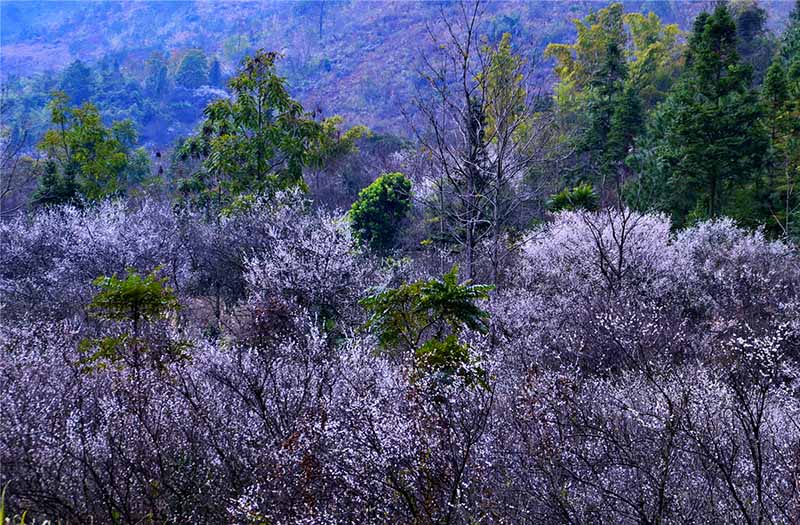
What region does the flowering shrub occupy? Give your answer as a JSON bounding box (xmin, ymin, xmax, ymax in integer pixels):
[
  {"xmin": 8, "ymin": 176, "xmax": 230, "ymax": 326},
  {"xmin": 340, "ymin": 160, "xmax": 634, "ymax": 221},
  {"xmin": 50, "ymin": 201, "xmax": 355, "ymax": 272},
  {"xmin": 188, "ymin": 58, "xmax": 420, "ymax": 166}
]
[
  {"xmin": 0, "ymin": 199, "xmax": 189, "ymax": 323},
  {"xmin": 243, "ymin": 202, "xmax": 379, "ymax": 331},
  {"xmin": 3, "ymin": 204, "xmax": 800, "ymax": 524}
]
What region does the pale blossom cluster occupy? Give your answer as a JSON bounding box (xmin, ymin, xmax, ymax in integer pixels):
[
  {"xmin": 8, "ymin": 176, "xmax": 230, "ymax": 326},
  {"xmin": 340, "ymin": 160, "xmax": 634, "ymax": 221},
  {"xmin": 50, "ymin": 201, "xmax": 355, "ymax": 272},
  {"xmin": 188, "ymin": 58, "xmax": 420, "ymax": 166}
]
[{"xmin": 2, "ymin": 203, "xmax": 800, "ymax": 523}]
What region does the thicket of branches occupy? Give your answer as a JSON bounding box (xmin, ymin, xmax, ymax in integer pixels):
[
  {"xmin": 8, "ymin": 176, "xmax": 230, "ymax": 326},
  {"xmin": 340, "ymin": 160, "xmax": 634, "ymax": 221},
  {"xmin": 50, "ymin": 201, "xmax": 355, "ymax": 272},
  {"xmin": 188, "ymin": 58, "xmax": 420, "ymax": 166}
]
[
  {"xmin": 3, "ymin": 2, "xmax": 800, "ymax": 523},
  {"xmin": 2, "ymin": 198, "xmax": 800, "ymax": 524}
]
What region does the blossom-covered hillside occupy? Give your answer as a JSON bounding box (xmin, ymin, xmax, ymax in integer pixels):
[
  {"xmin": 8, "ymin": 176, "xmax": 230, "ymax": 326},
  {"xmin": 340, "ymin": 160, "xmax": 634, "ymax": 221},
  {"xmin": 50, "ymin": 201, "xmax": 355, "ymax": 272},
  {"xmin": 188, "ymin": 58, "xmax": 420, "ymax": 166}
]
[
  {"xmin": 3, "ymin": 200, "xmax": 800, "ymax": 523},
  {"xmin": 2, "ymin": 1, "xmax": 800, "ymax": 522}
]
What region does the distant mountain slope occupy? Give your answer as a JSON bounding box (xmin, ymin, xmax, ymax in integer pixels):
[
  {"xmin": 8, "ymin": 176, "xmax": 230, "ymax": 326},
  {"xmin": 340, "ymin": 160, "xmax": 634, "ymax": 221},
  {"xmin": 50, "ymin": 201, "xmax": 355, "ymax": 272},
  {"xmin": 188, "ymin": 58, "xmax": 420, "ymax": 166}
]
[{"xmin": 1, "ymin": 0, "xmax": 794, "ymax": 135}]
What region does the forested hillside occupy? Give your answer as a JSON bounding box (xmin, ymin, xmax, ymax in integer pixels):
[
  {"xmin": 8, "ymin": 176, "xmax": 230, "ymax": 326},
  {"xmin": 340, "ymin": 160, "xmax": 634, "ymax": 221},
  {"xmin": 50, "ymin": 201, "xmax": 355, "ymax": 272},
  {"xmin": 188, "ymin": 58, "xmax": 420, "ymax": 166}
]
[
  {"xmin": 2, "ymin": 1, "xmax": 800, "ymax": 523},
  {"xmin": 1, "ymin": 0, "xmax": 794, "ymax": 146}
]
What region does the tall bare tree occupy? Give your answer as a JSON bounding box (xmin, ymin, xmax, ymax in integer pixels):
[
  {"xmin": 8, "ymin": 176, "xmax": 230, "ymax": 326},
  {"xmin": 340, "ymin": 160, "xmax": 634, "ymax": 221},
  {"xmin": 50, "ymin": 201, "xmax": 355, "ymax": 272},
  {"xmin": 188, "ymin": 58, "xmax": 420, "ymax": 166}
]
[
  {"xmin": 408, "ymin": 0, "xmax": 554, "ymax": 285},
  {"xmin": 0, "ymin": 127, "xmax": 37, "ymax": 217}
]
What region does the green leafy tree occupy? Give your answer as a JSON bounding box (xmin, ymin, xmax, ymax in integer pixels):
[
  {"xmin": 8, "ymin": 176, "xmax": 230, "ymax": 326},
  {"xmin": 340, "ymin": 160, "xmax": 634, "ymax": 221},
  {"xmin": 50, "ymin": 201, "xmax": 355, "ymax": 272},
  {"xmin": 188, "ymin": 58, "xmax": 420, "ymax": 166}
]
[
  {"xmin": 175, "ymin": 49, "xmax": 209, "ymax": 89},
  {"xmin": 177, "ymin": 50, "xmax": 320, "ymax": 208},
  {"xmin": 780, "ymin": 0, "xmax": 800, "ymax": 63},
  {"xmin": 482, "ymin": 32, "xmax": 526, "ymax": 140},
  {"xmin": 361, "ymin": 265, "xmax": 493, "ymax": 386},
  {"xmin": 305, "ymin": 114, "xmax": 370, "ymax": 193},
  {"xmin": 631, "ymin": 6, "xmax": 769, "ymax": 226},
  {"xmin": 33, "ymin": 92, "xmax": 148, "ymax": 205},
  {"xmin": 604, "ymin": 85, "xmax": 643, "ymax": 192},
  {"xmin": 545, "ymin": 4, "xmax": 680, "ymax": 196},
  {"xmin": 545, "ymin": 3, "xmax": 627, "ymax": 112},
  {"xmin": 761, "ymin": 39, "xmax": 800, "ymax": 238},
  {"xmin": 145, "ymin": 51, "xmax": 170, "ymax": 97},
  {"xmin": 306, "ymin": 116, "xmax": 370, "ymax": 168},
  {"xmin": 80, "ymin": 268, "xmax": 187, "ymax": 372},
  {"xmin": 546, "ymin": 5, "xmax": 682, "ymax": 110},
  {"xmin": 731, "ymin": 0, "xmax": 777, "ymax": 85},
  {"xmin": 30, "ymin": 159, "xmax": 80, "ymax": 208},
  {"xmin": 88, "ymin": 268, "xmax": 180, "ymax": 332},
  {"xmin": 349, "ymin": 172, "xmax": 412, "ymax": 252},
  {"xmin": 623, "ymin": 11, "xmax": 683, "ymax": 107},
  {"xmin": 547, "ymin": 3, "xmax": 628, "ymax": 185},
  {"xmin": 479, "ymin": 32, "xmax": 543, "ymax": 285},
  {"xmin": 124, "ymin": 147, "xmax": 153, "ymax": 187}
]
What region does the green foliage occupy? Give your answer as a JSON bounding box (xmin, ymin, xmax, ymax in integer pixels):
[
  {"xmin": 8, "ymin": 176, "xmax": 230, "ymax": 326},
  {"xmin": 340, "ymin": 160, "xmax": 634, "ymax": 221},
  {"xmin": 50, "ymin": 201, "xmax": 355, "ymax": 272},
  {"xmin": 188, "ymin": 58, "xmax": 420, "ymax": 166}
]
[
  {"xmin": 33, "ymin": 91, "xmax": 151, "ymax": 205},
  {"xmin": 305, "ymin": 115, "xmax": 371, "ymax": 199},
  {"xmin": 175, "ymin": 49, "xmax": 209, "ymax": 89},
  {"xmin": 88, "ymin": 267, "xmax": 180, "ymax": 326},
  {"xmin": 545, "ymin": 3, "xmax": 627, "ymax": 111},
  {"xmin": 349, "ymin": 172, "xmax": 412, "ymax": 252},
  {"xmin": 177, "ymin": 50, "xmax": 321, "ymax": 208},
  {"xmin": 124, "ymin": 147, "xmax": 153, "ymax": 186},
  {"xmin": 306, "ymin": 115, "xmax": 370, "ymax": 172},
  {"xmin": 361, "ymin": 265, "xmax": 493, "ymax": 385},
  {"xmin": 632, "ymin": 5, "xmax": 769, "ymax": 226},
  {"xmin": 545, "ymin": 4, "xmax": 681, "ymax": 109},
  {"xmin": 145, "ymin": 52, "xmax": 169, "ymax": 97},
  {"xmin": 78, "ymin": 334, "xmax": 131, "ymax": 371},
  {"xmin": 482, "ymin": 32, "xmax": 527, "ymax": 140},
  {"xmin": 623, "ymin": 11, "xmax": 683, "ymax": 107},
  {"xmin": 59, "ymin": 59, "xmax": 94, "ymax": 105},
  {"xmin": 604, "ymin": 85, "xmax": 643, "ymax": 171},
  {"xmin": 545, "ymin": 4, "xmax": 679, "ymax": 187},
  {"xmin": 4, "ymin": 48, "xmax": 212, "ymax": 148},
  {"xmin": 761, "ymin": 48, "xmax": 800, "ymax": 238},
  {"xmin": 361, "ymin": 265, "xmax": 494, "ymax": 349},
  {"xmin": 31, "ymin": 159, "xmax": 81, "ymax": 208},
  {"xmin": 81, "ymin": 268, "xmax": 186, "ymax": 372},
  {"xmin": 415, "ymin": 335, "xmax": 486, "ymax": 388},
  {"xmin": 412, "ymin": 266, "xmax": 494, "ymax": 335},
  {"xmin": 782, "ymin": 1, "xmax": 800, "ymax": 62},
  {"xmin": 547, "ymin": 182, "xmax": 599, "ymax": 212},
  {"xmin": 763, "ymin": 60, "xmax": 789, "ymax": 107},
  {"xmin": 731, "ymin": 0, "xmax": 777, "ymax": 85}
]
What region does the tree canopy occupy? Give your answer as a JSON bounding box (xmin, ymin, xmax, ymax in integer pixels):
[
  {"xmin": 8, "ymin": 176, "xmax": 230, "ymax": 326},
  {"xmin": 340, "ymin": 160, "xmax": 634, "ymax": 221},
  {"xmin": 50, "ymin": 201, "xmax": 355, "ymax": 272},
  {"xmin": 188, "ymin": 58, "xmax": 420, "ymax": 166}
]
[
  {"xmin": 177, "ymin": 50, "xmax": 322, "ymax": 208},
  {"xmin": 33, "ymin": 92, "xmax": 150, "ymax": 205},
  {"xmin": 349, "ymin": 171, "xmax": 412, "ymax": 252}
]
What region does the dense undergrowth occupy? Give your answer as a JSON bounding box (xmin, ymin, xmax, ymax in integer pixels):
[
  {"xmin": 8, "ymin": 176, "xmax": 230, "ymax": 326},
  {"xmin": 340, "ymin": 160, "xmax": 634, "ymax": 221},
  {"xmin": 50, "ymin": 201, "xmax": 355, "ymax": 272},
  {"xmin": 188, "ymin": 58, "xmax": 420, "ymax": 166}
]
[{"xmin": 2, "ymin": 199, "xmax": 800, "ymax": 523}]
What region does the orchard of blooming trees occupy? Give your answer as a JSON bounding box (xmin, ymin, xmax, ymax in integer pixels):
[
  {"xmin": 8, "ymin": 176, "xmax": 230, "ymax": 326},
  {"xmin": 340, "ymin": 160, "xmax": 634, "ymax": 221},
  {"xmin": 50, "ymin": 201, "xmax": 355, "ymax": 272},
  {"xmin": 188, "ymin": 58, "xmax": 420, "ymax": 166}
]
[
  {"xmin": 3, "ymin": 197, "xmax": 800, "ymax": 524},
  {"xmin": 3, "ymin": 1, "xmax": 800, "ymax": 523}
]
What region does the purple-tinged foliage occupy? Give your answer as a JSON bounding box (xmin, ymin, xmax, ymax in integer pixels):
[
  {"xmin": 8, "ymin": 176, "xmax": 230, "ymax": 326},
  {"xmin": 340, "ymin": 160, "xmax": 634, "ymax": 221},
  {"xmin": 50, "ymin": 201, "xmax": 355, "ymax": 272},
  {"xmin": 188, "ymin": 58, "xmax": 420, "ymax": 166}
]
[{"xmin": 3, "ymin": 204, "xmax": 800, "ymax": 523}]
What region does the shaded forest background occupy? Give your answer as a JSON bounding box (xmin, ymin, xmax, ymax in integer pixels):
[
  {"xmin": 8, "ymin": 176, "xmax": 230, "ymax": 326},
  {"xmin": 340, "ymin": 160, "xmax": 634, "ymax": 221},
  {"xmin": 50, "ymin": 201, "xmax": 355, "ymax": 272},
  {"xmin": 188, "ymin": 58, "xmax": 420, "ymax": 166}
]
[{"xmin": 1, "ymin": 0, "xmax": 794, "ymax": 145}]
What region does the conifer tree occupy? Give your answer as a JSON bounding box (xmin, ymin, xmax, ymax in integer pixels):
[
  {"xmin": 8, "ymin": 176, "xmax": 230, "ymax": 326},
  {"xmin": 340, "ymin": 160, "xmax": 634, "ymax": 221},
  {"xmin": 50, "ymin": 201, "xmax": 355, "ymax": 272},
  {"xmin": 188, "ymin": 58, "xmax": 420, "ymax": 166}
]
[
  {"xmin": 545, "ymin": 4, "xmax": 679, "ymax": 202},
  {"xmin": 633, "ymin": 5, "xmax": 768, "ymax": 225},
  {"xmin": 781, "ymin": 0, "xmax": 800, "ymax": 62},
  {"xmin": 761, "ymin": 20, "xmax": 800, "ymax": 238}
]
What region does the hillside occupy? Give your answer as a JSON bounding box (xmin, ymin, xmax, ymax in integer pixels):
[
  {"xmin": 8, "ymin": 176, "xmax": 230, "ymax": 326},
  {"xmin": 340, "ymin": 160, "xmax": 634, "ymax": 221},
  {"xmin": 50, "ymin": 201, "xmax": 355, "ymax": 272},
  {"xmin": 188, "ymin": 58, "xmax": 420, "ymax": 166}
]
[
  {"xmin": 2, "ymin": 0, "xmax": 793, "ymax": 144},
  {"xmin": 3, "ymin": 1, "xmax": 800, "ymax": 522}
]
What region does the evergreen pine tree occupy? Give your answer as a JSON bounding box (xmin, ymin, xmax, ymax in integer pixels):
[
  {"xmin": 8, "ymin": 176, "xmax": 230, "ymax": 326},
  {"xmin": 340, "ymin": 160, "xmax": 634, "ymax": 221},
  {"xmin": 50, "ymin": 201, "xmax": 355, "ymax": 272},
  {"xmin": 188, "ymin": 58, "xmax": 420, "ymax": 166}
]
[
  {"xmin": 31, "ymin": 160, "xmax": 81, "ymax": 208},
  {"xmin": 635, "ymin": 5, "xmax": 769, "ymax": 225},
  {"xmin": 781, "ymin": 0, "xmax": 800, "ymax": 62}
]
